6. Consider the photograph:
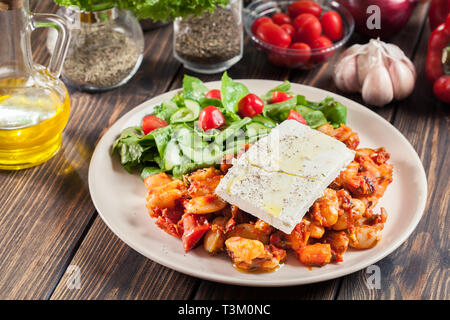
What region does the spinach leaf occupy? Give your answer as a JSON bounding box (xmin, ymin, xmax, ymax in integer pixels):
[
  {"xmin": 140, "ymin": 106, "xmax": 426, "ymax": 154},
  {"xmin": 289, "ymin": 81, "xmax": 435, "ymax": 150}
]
[
  {"xmin": 183, "ymin": 75, "xmax": 209, "ymax": 102},
  {"xmin": 263, "ymin": 97, "xmax": 297, "ymax": 122},
  {"xmin": 140, "ymin": 166, "xmax": 162, "ymax": 180},
  {"xmin": 295, "ymin": 106, "xmax": 328, "ymax": 129},
  {"xmin": 261, "ymin": 80, "xmax": 291, "ymax": 102},
  {"xmin": 172, "ymin": 162, "xmax": 203, "ymax": 179},
  {"xmin": 318, "ymin": 97, "xmax": 347, "ymax": 128},
  {"xmin": 221, "ymin": 72, "xmax": 249, "ymax": 113},
  {"xmin": 145, "ymin": 125, "xmax": 173, "ymax": 159}
]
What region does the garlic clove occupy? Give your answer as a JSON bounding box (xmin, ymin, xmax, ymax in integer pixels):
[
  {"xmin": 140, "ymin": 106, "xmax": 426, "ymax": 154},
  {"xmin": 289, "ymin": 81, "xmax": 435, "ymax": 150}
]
[
  {"xmin": 334, "ymin": 55, "xmax": 360, "ymax": 92},
  {"xmin": 381, "ymin": 42, "xmax": 417, "ymax": 79},
  {"xmin": 357, "ymin": 43, "xmax": 382, "ymax": 86},
  {"xmin": 339, "ymin": 44, "xmax": 364, "ymax": 61},
  {"xmin": 388, "ymin": 59, "xmax": 416, "ymax": 100},
  {"xmin": 362, "ymin": 65, "xmax": 394, "ymax": 107}
]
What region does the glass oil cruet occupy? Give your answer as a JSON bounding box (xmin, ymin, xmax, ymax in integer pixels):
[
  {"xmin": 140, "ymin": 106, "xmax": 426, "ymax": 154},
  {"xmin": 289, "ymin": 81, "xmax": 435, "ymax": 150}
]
[{"xmin": 0, "ymin": 0, "xmax": 70, "ymax": 170}]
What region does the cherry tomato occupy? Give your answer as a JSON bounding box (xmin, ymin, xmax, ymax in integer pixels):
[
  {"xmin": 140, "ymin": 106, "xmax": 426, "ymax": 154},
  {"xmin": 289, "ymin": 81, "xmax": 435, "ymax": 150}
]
[
  {"xmin": 256, "ymin": 22, "xmax": 292, "ymax": 48},
  {"xmin": 280, "ymin": 23, "xmax": 295, "ymax": 37},
  {"xmin": 286, "ymin": 109, "xmax": 307, "ymax": 125},
  {"xmin": 321, "ymin": 11, "xmax": 343, "ymax": 41},
  {"xmin": 288, "ymin": 42, "xmax": 311, "ymax": 66},
  {"xmin": 198, "ymin": 106, "xmax": 225, "ymax": 131},
  {"xmin": 251, "ymin": 17, "xmax": 273, "ymax": 35},
  {"xmin": 310, "ymin": 36, "xmax": 334, "ymax": 62},
  {"xmin": 433, "ymin": 75, "xmax": 450, "ymax": 103},
  {"xmin": 142, "ymin": 115, "xmax": 168, "ymax": 135},
  {"xmin": 205, "ymin": 89, "xmax": 221, "ymax": 99},
  {"xmin": 293, "ymin": 13, "xmax": 322, "ymax": 45},
  {"xmin": 272, "ymin": 91, "xmax": 293, "ymax": 103},
  {"xmin": 288, "ymin": 0, "xmax": 322, "ymax": 18},
  {"xmin": 238, "ymin": 93, "xmax": 265, "ymax": 118},
  {"xmin": 272, "ymin": 12, "xmax": 292, "ymax": 25}
]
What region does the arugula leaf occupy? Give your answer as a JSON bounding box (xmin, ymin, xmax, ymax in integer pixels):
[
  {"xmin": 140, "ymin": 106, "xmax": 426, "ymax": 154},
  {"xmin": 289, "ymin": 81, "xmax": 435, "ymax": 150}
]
[
  {"xmin": 183, "ymin": 75, "xmax": 209, "ymax": 102},
  {"xmin": 221, "ymin": 72, "xmax": 249, "ymax": 113}
]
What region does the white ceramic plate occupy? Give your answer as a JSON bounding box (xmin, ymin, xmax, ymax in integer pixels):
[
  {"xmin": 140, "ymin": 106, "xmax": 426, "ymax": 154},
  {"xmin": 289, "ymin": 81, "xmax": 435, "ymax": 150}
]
[{"xmin": 88, "ymin": 80, "xmax": 427, "ymax": 286}]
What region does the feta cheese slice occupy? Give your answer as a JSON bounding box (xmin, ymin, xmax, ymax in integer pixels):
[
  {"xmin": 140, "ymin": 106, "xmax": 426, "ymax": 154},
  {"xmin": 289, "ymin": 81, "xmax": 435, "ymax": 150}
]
[{"xmin": 215, "ymin": 120, "xmax": 355, "ymax": 234}]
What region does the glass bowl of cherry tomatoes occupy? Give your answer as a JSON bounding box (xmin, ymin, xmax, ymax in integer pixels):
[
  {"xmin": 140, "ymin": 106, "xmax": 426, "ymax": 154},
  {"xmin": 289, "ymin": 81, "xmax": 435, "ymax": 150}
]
[{"xmin": 244, "ymin": 0, "xmax": 354, "ymax": 69}]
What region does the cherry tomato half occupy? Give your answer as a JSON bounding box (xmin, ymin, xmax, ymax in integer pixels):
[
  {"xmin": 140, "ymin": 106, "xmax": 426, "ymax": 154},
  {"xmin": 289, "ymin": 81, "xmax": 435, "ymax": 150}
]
[
  {"xmin": 272, "ymin": 91, "xmax": 293, "ymax": 103},
  {"xmin": 251, "ymin": 17, "xmax": 273, "ymax": 35},
  {"xmin": 310, "ymin": 36, "xmax": 334, "ymax": 63},
  {"xmin": 238, "ymin": 93, "xmax": 265, "ymax": 118},
  {"xmin": 288, "ymin": 0, "xmax": 322, "ymax": 18},
  {"xmin": 433, "ymin": 75, "xmax": 450, "ymax": 103},
  {"xmin": 205, "ymin": 89, "xmax": 221, "ymax": 100},
  {"xmin": 293, "ymin": 13, "xmax": 322, "ymax": 45},
  {"xmin": 142, "ymin": 115, "xmax": 168, "ymax": 135},
  {"xmin": 280, "ymin": 23, "xmax": 295, "ymax": 37},
  {"xmin": 199, "ymin": 106, "xmax": 225, "ymax": 131},
  {"xmin": 256, "ymin": 22, "xmax": 292, "ymax": 48},
  {"xmin": 321, "ymin": 11, "xmax": 343, "ymax": 41},
  {"xmin": 286, "ymin": 109, "xmax": 307, "ymax": 125},
  {"xmin": 272, "ymin": 12, "xmax": 292, "ymax": 25},
  {"xmin": 288, "ymin": 42, "xmax": 311, "ymax": 66}
]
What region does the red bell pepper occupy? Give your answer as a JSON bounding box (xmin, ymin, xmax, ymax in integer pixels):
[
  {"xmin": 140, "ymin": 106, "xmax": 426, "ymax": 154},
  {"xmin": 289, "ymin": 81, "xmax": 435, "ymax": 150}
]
[
  {"xmin": 181, "ymin": 214, "xmax": 210, "ymax": 252},
  {"xmin": 429, "ymin": 0, "xmax": 450, "ymax": 31},
  {"xmin": 426, "ymin": 14, "xmax": 450, "ymax": 103}
]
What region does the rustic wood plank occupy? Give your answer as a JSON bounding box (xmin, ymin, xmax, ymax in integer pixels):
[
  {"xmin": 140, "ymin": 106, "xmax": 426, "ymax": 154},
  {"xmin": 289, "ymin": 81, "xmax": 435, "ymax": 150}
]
[
  {"xmin": 50, "ymin": 218, "xmax": 197, "ymax": 299},
  {"xmin": 0, "ymin": 0, "xmax": 184, "ymax": 299},
  {"xmin": 337, "ymin": 19, "xmax": 450, "ymax": 300}
]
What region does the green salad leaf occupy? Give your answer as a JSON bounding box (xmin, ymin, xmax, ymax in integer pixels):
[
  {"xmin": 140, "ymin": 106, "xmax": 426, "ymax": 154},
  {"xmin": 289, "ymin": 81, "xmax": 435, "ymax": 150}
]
[
  {"xmin": 221, "ymin": 72, "xmax": 249, "ymax": 113},
  {"xmin": 112, "ymin": 73, "xmax": 349, "ymax": 179},
  {"xmin": 54, "ymin": 0, "xmax": 230, "ymax": 22},
  {"xmin": 183, "ymin": 75, "xmax": 209, "ymax": 102}
]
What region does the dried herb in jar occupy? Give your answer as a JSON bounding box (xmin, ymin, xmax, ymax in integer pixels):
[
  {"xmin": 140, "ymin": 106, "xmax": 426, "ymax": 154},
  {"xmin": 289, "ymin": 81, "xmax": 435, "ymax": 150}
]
[
  {"xmin": 174, "ymin": 7, "xmax": 241, "ymax": 64},
  {"xmin": 63, "ymin": 28, "xmax": 139, "ymax": 89}
]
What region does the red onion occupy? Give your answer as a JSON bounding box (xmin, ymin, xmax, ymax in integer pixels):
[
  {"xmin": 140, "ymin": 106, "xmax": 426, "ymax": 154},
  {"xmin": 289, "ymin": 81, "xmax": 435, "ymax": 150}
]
[{"xmin": 336, "ymin": 0, "xmax": 418, "ymax": 38}]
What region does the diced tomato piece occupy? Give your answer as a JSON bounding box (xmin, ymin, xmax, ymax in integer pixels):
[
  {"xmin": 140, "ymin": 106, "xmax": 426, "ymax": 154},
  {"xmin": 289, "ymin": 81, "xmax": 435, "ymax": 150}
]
[
  {"xmin": 155, "ymin": 214, "xmax": 183, "ymax": 238},
  {"xmin": 272, "ymin": 91, "xmax": 293, "ymax": 103},
  {"xmin": 286, "ymin": 109, "xmax": 307, "ymax": 124},
  {"xmin": 182, "ymin": 214, "xmax": 210, "ymax": 251},
  {"xmin": 142, "ymin": 115, "xmax": 168, "ymax": 135}
]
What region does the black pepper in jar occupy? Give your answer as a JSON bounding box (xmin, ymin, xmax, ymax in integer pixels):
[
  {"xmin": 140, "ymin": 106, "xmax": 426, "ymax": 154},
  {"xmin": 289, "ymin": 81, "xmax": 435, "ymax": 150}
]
[{"xmin": 174, "ymin": 7, "xmax": 242, "ymax": 64}]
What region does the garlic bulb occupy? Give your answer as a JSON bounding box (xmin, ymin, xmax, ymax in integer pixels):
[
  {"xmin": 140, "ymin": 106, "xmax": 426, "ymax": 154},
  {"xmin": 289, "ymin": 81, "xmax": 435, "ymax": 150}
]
[{"xmin": 333, "ymin": 39, "xmax": 416, "ymax": 107}]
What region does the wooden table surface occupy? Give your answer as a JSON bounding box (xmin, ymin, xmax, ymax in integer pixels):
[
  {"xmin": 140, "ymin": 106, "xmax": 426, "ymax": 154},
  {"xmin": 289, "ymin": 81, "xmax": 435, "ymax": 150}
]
[{"xmin": 0, "ymin": 0, "xmax": 448, "ymax": 300}]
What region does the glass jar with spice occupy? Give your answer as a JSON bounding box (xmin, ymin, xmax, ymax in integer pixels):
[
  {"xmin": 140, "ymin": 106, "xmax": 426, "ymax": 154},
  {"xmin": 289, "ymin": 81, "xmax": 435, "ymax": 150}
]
[
  {"xmin": 48, "ymin": 6, "xmax": 144, "ymax": 92},
  {"xmin": 173, "ymin": 0, "xmax": 243, "ymax": 74}
]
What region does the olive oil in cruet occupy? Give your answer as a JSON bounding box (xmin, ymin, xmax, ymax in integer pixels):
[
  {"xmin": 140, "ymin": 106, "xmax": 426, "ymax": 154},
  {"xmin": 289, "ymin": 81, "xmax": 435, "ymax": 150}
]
[{"xmin": 0, "ymin": 0, "xmax": 71, "ymax": 169}]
